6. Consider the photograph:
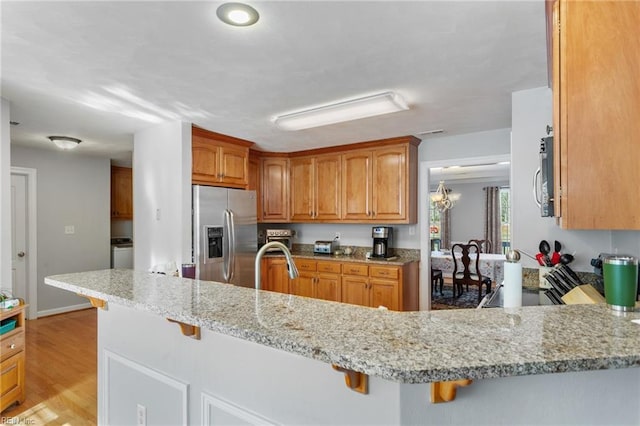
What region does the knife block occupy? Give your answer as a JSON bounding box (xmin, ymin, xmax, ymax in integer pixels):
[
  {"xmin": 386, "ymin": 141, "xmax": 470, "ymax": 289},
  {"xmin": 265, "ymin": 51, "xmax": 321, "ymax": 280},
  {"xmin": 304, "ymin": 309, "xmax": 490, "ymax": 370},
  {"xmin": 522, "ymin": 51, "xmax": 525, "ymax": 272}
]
[{"xmin": 561, "ymin": 284, "xmax": 606, "ymax": 305}]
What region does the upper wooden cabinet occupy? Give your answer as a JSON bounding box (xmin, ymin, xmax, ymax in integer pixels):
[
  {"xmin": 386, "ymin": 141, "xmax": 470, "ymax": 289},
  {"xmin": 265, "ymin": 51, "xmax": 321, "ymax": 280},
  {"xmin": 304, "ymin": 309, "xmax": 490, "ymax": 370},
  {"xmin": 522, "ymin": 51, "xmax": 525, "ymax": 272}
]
[
  {"xmin": 342, "ymin": 139, "xmax": 418, "ymax": 223},
  {"xmin": 290, "ymin": 154, "xmax": 341, "ymax": 222},
  {"xmin": 191, "ymin": 126, "xmax": 253, "ymax": 189},
  {"xmin": 252, "ymin": 135, "xmax": 419, "ymax": 224},
  {"xmin": 248, "ymin": 152, "xmax": 262, "ymax": 221},
  {"xmin": 261, "ymin": 156, "xmax": 289, "ymax": 222},
  {"xmin": 551, "ymin": 0, "xmax": 640, "ymax": 229},
  {"xmin": 111, "ymin": 166, "xmax": 133, "ymax": 220}
]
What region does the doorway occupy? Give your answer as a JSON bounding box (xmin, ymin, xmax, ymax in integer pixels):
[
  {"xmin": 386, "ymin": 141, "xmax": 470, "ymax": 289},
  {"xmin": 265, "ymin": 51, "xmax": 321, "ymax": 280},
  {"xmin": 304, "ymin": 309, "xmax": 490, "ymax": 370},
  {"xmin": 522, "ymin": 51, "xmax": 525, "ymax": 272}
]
[
  {"xmin": 419, "ymin": 155, "xmax": 510, "ymax": 310},
  {"xmin": 10, "ymin": 167, "xmax": 37, "ymax": 319}
]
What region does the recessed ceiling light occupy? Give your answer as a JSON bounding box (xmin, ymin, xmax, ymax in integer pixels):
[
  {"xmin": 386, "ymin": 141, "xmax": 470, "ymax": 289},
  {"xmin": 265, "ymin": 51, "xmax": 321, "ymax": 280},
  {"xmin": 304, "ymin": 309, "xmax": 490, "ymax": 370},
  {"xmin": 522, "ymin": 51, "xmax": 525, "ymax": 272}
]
[
  {"xmin": 216, "ymin": 3, "xmax": 259, "ymax": 26},
  {"xmin": 48, "ymin": 136, "xmax": 82, "ymax": 150},
  {"xmin": 273, "ymin": 92, "xmax": 409, "ymax": 131}
]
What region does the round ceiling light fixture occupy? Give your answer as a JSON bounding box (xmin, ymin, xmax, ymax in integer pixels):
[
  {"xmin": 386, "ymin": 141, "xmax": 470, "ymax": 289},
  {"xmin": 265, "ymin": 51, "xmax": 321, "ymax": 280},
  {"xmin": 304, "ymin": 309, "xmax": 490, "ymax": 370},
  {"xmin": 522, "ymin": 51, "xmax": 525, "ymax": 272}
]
[
  {"xmin": 48, "ymin": 136, "xmax": 82, "ymax": 150},
  {"xmin": 216, "ymin": 2, "xmax": 259, "ymax": 26}
]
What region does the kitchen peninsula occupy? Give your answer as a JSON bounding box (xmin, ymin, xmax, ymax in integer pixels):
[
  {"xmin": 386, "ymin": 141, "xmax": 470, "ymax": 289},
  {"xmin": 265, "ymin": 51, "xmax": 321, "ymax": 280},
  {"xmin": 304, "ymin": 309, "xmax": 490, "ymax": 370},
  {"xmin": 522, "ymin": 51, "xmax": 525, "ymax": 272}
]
[{"xmin": 46, "ymin": 270, "xmax": 640, "ymax": 425}]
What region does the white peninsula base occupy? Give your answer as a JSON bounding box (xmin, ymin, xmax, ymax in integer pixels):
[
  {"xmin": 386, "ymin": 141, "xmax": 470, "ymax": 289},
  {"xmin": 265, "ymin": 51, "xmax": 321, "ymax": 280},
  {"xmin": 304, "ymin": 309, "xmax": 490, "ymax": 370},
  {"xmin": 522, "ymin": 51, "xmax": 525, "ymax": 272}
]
[{"xmin": 98, "ymin": 303, "xmax": 640, "ymax": 425}]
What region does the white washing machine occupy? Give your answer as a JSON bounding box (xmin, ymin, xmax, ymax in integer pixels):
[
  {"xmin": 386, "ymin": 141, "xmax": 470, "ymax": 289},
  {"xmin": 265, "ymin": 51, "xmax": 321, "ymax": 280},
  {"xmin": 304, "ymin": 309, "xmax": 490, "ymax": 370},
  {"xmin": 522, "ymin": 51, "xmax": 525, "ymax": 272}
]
[{"xmin": 111, "ymin": 238, "xmax": 133, "ymax": 269}]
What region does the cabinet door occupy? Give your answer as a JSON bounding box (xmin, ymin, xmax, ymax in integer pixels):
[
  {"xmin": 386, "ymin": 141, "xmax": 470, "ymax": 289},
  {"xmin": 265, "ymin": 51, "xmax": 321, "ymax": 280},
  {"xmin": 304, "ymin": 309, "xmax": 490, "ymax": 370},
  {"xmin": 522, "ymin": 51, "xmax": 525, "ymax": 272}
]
[
  {"xmin": 372, "ymin": 146, "xmax": 406, "ymax": 221},
  {"xmin": 219, "ymin": 145, "xmax": 248, "ymax": 187},
  {"xmin": 290, "ymin": 272, "xmax": 315, "ymax": 298},
  {"xmin": 261, "ymin": 158, "xmax": 289, "ymax": 222},
  {"xmin": 111, "ymin": 166, "xmax": 133, "ymax": 219},
  {"xmin": 315, "ymin": 154, "xmax": 342, "ymax": 221},
  {"xmin": 315, "ymin": 273, "xmax": 341, "ymax": 302},
  {"xmin": 341, "ymin": 275, "xmax": 369, "ymax": 307},
  {"xmin": 341, "ymin": 151, "xmax": 372, "ymax": 220},
  {"xmin": 260, "ymin": 258, "xmax": 290, "ymax": 294},
  {"xmin": 290, "ymin": 157, "xmax": 314, "ymax": 221},
  {"xmin": 192, "ymin": 135, "xmax": 220, "ymax": 185},
  {"xmin": 0, "ymin": 351, "xmax": 25, "ymax": 412},
  {"xmin": 554, "ymin": 0, "xmax": 640, "ymax": 229},
  {"xmin": 369, "ymin": 279, "xmax": 399, "ymax": 311},
  {"xmin": 248, "ymin": 155, "xmax": 262, "ymax": 221}
]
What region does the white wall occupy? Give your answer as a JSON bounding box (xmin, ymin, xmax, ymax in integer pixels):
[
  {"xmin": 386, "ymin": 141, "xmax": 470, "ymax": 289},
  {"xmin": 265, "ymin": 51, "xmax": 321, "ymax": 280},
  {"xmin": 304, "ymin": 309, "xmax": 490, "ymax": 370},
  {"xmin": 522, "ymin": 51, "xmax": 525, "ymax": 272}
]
[
  {"xmin": 0, "ymin": 98, "xmax": 11, "ymax": 292},
  {"xmin": 11, "ymin": 145, "xmax": 110, "ymax": 314},
  {"xmin": 419, "ymin": 128, "xmax": 511, "ymax": 162},
  {"xmin": 285, "ymin": 223, "xmax": 420, "ymax": 250},
  {"xmin": 133, "ymin": 121, "xmax": 192, "ymax": 271},
  {"xmin": 445, "ymin": 181, "xmax": 509, "ymax": 244},
  {"xmin": 511, "ymin": 87, "xmax": 613, "ymax": 271}
]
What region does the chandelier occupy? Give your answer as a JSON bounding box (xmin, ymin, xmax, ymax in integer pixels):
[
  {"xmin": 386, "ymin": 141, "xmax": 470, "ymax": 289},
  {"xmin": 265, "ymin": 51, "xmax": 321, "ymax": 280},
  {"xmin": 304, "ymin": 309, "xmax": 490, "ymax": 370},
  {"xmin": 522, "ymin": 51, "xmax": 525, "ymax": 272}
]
[{"xmin": 430, "ymin": 180, "xmax": 461, "ymax": 211}]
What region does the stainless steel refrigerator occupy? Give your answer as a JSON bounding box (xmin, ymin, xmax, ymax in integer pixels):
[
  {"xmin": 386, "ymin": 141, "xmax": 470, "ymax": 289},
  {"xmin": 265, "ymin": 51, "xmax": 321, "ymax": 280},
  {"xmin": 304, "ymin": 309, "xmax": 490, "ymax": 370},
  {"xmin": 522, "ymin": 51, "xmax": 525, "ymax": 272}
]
[{"xmin": 193, "ymin": 185, "xmax": 257, "ymax": 287}]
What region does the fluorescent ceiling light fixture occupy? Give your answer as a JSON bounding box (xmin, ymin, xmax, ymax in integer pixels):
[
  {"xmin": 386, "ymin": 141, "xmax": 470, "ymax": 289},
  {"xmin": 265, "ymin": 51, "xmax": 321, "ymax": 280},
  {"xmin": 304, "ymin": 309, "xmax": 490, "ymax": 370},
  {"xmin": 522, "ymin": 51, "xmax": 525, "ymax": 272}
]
[
  {"xmin": 48, "ymin": 136, "xmax": 82, "ymax": 150},
  {"xmin": 216, "ymin": 3, "xmax": 259, "ymax": 26},
  {"xmin": 273, "ymin": 92, "xmax": 409, "ymax": 131}
]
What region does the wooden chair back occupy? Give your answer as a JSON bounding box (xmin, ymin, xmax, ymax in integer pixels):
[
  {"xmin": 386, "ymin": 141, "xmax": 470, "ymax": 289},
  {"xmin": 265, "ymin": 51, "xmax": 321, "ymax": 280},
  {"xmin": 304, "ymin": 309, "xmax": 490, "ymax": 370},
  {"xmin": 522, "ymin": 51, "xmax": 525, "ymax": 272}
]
[{"xmin": 452, "ymin": 243, "xmax": 483, "ymax": 285}]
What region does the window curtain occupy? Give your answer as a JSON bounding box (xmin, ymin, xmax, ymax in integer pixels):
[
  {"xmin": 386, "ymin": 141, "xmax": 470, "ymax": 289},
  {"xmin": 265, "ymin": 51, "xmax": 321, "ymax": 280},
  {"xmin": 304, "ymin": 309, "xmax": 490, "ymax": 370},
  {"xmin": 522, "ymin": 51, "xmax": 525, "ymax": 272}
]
[
  {"xmin": 440, "ymin": 208, "xmax": 451, "ymax": 250},
  {"xmin": 483, "ymin": 186, "xmax": 502, "ymax": 254}
]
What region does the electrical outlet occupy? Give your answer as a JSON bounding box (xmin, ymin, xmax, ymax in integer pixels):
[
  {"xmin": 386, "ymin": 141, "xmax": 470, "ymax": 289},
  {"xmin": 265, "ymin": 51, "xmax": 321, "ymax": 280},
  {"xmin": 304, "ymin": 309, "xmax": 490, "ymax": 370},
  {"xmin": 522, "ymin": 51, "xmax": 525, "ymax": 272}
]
[
  {"xmin": 137, "ymin": 404, "xmax": 146, "ymax": 426},
  {"xmin": 64, "ymin": 225, "xmax": 75, "ymax": 235},
  {"xmin": 409, "ymin": 226, "xmax": 416, "ymax": 236},
  {"xmin": 335, "ymin": 232, "xmax": 340, "ymax": 240}
]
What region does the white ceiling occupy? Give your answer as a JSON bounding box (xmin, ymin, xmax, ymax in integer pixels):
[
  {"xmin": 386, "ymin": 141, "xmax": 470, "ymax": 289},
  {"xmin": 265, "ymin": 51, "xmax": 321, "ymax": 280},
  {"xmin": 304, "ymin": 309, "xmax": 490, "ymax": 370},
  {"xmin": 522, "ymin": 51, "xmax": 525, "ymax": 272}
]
[{"xmin": 2, "ymin": 1, "xmax": 547, "ymax": 164}]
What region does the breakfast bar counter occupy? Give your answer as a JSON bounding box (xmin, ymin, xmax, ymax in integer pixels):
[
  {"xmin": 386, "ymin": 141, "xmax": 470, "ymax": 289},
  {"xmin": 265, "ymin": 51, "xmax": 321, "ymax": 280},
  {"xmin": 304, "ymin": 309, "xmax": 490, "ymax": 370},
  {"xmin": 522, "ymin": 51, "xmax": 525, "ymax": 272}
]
[{"xmin": 45, "ymin": 269, "xmax": 640, "ymax": 425}]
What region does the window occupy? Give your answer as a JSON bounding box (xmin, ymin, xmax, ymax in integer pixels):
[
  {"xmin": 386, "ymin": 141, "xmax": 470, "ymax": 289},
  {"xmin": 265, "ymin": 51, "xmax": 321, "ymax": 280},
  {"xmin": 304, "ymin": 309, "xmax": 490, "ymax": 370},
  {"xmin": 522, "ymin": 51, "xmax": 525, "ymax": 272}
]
[
  {"xmin": 500, "ymin": 187, "xmax": 511, "ymax": 253},
  {"xmin": 429, "ymin": 197, "xmax": 442, "ymax": 251}
]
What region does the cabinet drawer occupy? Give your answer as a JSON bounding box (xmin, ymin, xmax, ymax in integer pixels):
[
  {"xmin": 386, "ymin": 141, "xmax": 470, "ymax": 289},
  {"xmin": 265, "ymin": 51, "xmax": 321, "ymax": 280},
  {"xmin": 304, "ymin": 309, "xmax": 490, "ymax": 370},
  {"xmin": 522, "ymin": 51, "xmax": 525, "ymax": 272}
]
[
  {"xmin": 0, "ymin": 331, "xmax": 24, "ymax": 362},
  {"xmin": 342, "ymin": 263, "xmax": 368, "ymax": 276},
  {"xmin": 295, "ymin": 259, "xmax": 317, "ymax": 272},
  {"xmin": 369, "ymin": 266, "xmax": 399, "ymax": 280},
  {"xmin": 317, "ymin": 261, "xmax": 341, "ymax": 274}
]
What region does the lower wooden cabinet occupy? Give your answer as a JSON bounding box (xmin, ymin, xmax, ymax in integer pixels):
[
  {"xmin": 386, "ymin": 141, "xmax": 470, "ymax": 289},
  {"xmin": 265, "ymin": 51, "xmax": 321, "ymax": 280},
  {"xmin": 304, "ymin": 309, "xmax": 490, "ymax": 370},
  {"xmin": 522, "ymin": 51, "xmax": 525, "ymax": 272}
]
[
  {"xmin": 290, "ymin": 260, "xmax": 341, "ymax": 302},
  {"xmin": 1, "ymin": 304, "xmax": 27, "ymax": 412},
  {"xmin": 260, "ymin": 257, "xmax": 290, "ymax": 294},
  {"xmin": 341, "ymin": 263, "xmax": 402, "ymax": 311},
  {"xmin": 261, "ymin": 257, "xmax": 418, "ymax": 311}
]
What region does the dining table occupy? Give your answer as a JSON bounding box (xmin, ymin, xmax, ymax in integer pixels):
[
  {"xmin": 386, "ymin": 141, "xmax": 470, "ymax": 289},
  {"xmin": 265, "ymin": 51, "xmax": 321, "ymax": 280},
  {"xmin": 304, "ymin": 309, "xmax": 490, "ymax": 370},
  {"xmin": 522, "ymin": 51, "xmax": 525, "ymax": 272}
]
[{"xmin": 430, "ymin": 251, "xmax": 506, "ymax": 283}]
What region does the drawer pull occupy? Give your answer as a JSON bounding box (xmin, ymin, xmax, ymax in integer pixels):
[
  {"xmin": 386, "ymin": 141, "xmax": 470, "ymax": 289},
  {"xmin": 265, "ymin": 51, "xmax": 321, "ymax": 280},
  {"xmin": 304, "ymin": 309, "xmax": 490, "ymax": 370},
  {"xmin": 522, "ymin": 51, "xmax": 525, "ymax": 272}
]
[{"xmin": 10, "ymin": 343, "xmax": 16, "ymax": 349}]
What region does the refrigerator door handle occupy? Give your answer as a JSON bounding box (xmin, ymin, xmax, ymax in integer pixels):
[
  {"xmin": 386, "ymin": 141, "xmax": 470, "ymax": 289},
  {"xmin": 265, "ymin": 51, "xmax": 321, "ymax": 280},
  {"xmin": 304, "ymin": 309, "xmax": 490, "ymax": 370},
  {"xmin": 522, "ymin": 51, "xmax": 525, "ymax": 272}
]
[
  {"xmin": 227, "ymin": 209, "xmax": 236, "ymax": 281},
  {"xmin": 223, "ymin": 210, "xmax": 232, "ymax": 282}
]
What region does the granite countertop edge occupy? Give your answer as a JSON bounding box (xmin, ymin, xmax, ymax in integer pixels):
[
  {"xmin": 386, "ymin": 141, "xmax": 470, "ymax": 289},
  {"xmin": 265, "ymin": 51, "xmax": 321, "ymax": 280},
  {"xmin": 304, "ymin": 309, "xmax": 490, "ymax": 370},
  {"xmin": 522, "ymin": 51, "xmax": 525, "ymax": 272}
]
[{"xmin": 44, "ymin": 270, "xmax": 640, "ymax": 384}]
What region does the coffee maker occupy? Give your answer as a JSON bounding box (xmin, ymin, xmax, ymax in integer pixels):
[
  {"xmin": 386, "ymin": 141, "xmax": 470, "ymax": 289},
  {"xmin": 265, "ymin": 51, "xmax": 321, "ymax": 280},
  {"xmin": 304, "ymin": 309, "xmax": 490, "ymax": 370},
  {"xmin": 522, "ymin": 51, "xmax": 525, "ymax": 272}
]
[{"xmin": 372, "ymin": 226, "xmax": 393, "ymax": 258}]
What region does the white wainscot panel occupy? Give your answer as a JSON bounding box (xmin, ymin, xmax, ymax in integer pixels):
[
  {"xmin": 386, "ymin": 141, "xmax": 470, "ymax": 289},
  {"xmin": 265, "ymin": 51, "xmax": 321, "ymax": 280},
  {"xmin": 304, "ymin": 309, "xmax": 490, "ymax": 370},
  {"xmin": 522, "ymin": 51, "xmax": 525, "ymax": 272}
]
[
  {"xmin": 104, "ymin": 350, "xmax": 189, "ymax": 425},
  {"xmin": 201, "ymin": 393, "xmax": 278, "ymax": 426}
]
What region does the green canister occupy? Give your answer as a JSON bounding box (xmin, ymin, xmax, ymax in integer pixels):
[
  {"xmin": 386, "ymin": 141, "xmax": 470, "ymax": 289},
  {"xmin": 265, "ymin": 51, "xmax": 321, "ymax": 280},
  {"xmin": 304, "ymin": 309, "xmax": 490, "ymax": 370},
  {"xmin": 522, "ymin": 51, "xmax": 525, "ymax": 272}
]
[{"xmin": 603, "ymin": 255, "xmax": 638, "ymax": 311}]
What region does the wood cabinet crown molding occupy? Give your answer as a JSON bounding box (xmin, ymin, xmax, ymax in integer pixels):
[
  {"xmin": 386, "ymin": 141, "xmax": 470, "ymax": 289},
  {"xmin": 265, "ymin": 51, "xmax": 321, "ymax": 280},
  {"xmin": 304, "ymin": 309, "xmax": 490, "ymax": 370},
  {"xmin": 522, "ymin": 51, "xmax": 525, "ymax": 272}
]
[
  {"xmin": 251, "ymin": 135, "xmax": 421, "ymax": 158},
  {"xmin": 192, "ymin": 125, "xmax": 254, "ymax": 148}
]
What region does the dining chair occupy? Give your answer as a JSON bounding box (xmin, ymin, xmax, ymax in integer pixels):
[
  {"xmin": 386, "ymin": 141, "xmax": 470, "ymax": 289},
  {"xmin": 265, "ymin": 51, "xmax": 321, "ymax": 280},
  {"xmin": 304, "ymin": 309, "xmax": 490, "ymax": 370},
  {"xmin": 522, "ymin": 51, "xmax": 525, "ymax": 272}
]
[
  {"xmin": 451, "ymin": 243, "xmax": 492, "ymax": 303},
  {"xmin": 468, "ymin": 239, "xmax": 492, "ymax": 254},
  {"xmin": 431, "ymin": 268, "xmax": 444, "ymax": 295}
]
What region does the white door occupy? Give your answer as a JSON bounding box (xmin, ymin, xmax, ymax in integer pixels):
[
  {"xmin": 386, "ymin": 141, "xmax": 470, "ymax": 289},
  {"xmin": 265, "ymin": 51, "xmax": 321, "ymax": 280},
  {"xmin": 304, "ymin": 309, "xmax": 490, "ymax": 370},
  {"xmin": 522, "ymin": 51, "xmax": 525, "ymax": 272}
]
[{"xmin": 11, "ymin": 174, "xmax": 28, "ymax": 303}]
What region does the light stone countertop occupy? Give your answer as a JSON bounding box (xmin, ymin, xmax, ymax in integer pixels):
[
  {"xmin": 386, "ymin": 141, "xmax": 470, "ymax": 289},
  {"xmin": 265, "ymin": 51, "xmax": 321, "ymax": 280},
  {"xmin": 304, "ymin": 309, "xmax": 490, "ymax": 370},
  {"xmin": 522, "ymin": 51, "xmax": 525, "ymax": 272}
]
[{"xmin": 45, "ymin": 269, "xmax": 640, "ymax": 384}]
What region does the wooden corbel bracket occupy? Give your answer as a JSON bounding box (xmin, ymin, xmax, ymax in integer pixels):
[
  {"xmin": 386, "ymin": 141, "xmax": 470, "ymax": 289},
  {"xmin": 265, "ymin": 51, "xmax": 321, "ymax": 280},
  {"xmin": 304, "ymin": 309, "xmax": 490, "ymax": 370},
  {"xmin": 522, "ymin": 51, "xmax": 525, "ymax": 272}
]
[
  {"xmin": 332, "ymin": 365, "xmax": 368, "ymax": 394},
  {"xmin": 79, "ymin": 294, "xmax": 107, "ymax": 310},
  {"xmin": 167, "ymin": 318, "xmax": 201, "ymax": 340},
  {"xmin": 430, "ymin": 379, "xmax": 473, "ymax": 403}
]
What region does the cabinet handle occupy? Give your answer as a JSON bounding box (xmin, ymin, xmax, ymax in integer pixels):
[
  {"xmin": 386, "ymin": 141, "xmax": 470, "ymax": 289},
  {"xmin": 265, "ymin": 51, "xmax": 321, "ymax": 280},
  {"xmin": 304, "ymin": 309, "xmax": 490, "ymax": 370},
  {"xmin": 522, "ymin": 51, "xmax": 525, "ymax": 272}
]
[
  {"xmin": 309, "ymin": 210, "xmax": 313, "ymax": 217},
  {"xmin": 10, "ymin": 343, "xmax": 16, "ymax": 349}
]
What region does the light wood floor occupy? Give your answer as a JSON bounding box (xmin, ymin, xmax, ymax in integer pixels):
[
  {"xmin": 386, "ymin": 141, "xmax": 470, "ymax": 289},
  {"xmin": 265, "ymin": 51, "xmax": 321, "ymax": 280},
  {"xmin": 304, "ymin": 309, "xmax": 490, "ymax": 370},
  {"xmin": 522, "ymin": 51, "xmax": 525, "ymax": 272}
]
[{"xmin": 1, "ymin": 308, "xmax": 97, "ymax": 425}]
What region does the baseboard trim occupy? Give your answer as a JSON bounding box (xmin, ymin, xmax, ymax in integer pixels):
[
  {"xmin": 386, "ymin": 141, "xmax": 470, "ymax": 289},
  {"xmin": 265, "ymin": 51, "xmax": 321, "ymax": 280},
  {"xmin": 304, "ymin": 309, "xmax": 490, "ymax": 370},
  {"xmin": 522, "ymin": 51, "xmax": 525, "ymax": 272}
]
[{"xmin": 38, "ymin": 302, "xmax": 93, "ymax": 318}]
